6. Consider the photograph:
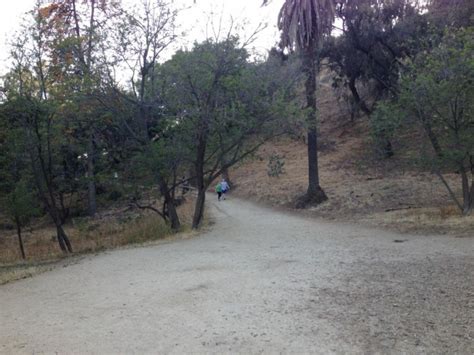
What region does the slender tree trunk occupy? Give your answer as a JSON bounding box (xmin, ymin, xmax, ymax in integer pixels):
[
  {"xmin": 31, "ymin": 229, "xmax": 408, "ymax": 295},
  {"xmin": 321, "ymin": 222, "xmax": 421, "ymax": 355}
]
[
  {"xmin": 27, "ymin": 132, "xmax": 73, "ymax": 254},
  {"xmin": 167, "ymin": 200, "xmax": 181, "ymax": 230},
  {"xmin": 382, "ymin": 137, "xmax": 394, "ymax": 158},
  {"xmin": 192, "ymin": 136, "xmax": 207, "ymax": 229},
  {"xmin": 159, "ymin": 180, "xmax": 180, "ymax": 231},
  {"xmin": 420, "ymin": 112, "xmax": 443, "ymax": 158},
  {"xmin": 171, "ymin": 170, "xmax": 177, "ymax": 201},
  {"xmin": 468, "ymin": 179, "xmax": 474, "ymax": 215},
  {"xmin": 192, "ymin": 188, "xmax": 206, "ymax": 229},
  {"xmin": 56, "ymin": 223, "xmax": 73, "ymax": 253},
  {"xmin": 56, "ymin": 227, "xmax": 67, "ymax": 253},
  {"xmin": 50, "ymin": 203, "xmax": 72, "ymax": 253},
  {"xmin": 87, "ymin": 133, "xmax": 97, "ymax": 217},
  {"xmin": 299, "ymin": 47, "xmax": 327, "ymax": 208},
  {"xmin": 48, "ymin": 205, "xmax": 73, "ymax": 254},
  {"xmin": 460, "ymin": 167, "xmax": 472, "ymax": 215},
  {"xmin": 307, "ymin": 128, "xmax": 321, "ymax": 193},
  {"xmin": 84, "ymin": 0, "xmax": 96, "ymax": 214},
  {"xmin": 348, "ymin": 77, "xmax": 371, "ymax": 116},
  {"xmin": 14, "ymin": 216, "xmax": 26, "ymax": 260},
  {"xmin": 434, "ymin": 170, "xmax": 464, "ymax": 212}
]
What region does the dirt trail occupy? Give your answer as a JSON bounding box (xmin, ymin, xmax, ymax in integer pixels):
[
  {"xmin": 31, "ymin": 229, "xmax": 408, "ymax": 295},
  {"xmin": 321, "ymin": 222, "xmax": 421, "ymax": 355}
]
[{"xmin": 1, "ymin": 197, "xmax": 473, "ymax": 354}]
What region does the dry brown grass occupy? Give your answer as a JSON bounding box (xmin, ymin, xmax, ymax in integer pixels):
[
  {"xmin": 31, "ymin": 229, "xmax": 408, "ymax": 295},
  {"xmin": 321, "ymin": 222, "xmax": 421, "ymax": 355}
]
[
  {"xmin": 232, "ymin": 137, "xmax": 474, "ymax": 237},
  {"xmin": 0, "ymin": 259, "xmax": 72, "ymax": 285},
  {"xmin": 0, "ymin": 196, "xmax": 197, "ymax": 283}
]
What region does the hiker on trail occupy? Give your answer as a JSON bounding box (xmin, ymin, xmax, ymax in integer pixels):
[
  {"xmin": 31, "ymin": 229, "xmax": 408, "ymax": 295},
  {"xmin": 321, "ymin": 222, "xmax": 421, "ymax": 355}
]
[
  {"xmin": 216, "ymin": 182, "xmax": 223, "ymax": 201},
  {"xmin": 220, "ymin": 178, "xmax": 230, "ymax": 200}
]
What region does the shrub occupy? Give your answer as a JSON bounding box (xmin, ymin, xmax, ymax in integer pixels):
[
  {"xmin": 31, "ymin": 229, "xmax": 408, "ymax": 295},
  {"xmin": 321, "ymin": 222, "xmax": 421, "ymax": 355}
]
[{"xmin": 267, "ymin": 154, "xmax": 286, "ymax": 177}]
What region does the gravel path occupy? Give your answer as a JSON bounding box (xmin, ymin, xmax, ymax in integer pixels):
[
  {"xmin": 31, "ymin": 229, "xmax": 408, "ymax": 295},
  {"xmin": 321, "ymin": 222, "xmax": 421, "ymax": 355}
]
[{"xmin": 1, "ymin": 197, "xmax": 473, "ymax": 354}]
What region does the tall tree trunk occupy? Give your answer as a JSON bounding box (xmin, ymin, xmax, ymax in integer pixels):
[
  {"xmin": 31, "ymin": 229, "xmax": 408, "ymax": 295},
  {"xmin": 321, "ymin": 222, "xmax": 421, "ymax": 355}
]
[
  {"xmin": 87, "ymin": 133, "xmax": 97, "ymax": 217},
  {"xmin": 14, "ymin": 216, "xmax": 26, "ymax": 260},
  {"xmin": 298, "ymin": 47, "xmax": 327, "ymax": 208},
  {"xmin": 192, "ymin": 136, "xmax": 207, "ymax": 229}
]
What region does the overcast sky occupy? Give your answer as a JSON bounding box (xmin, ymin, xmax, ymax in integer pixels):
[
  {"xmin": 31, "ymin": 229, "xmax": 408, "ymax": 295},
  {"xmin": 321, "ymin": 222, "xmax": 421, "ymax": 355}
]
[{"xmin": 0, "ymin": 0, "xmax": 284, "ymax": 76}]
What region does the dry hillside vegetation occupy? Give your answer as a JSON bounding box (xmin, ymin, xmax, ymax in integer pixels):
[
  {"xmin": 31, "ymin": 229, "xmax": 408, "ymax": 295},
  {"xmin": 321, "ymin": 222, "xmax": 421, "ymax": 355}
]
[
  {"xmin": 231, "ymin": 72, "xmax": 474, "ymax": 237},
  {"xmin": 0, "ymin": 197, "xmax": 197, "ymax": 283}
]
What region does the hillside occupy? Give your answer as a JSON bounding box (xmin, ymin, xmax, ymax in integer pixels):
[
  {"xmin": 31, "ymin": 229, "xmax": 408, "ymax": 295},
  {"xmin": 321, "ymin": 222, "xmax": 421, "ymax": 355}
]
[{"xmin": 231, "ymin": 73, "xmax": 474, "ymax": 237}]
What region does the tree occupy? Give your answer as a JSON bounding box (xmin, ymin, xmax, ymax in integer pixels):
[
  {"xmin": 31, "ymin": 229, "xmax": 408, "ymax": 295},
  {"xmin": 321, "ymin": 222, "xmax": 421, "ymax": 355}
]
[
  {"xmin": 427, "ymin": 0, "xmax": 474, "ymax": 28},
  {"xmin": 1, "ymin": 96, "xmax": 75, "ymax": 253},
  {"xmin": 0, "ymin": 117, "xmax": 39, "ymax": 260},
  {"xmin": 3, "ymin": 181, "xmax": 39, "ymax": 260},
  {"xmin": 113, "ymin": 0, "xmax": 177, "ymax": 141},
  {"xmin": 37, "ymin": 0, "xmax": 122, "ymax": 217},
  {"xmin": 374, "ymin": 28, "xmax": 474, "ymax": 214},
  {"xmin": 264, "ymin": 0, "xmax": 335, "ymax": 207},
  {"xmin": 157, "ymin": 37, "xmax": 299, "ymax": 228},
  {"xmin": 326, "ymin": 1, "xmax": 424, "ymax": 108},
  {"xmin": 323, "ymin": 0, "xmax": 429, "ymax": 157},
  {"xmin": 101, "ymin": 0, "xmax": 181, "ymax": 230}
]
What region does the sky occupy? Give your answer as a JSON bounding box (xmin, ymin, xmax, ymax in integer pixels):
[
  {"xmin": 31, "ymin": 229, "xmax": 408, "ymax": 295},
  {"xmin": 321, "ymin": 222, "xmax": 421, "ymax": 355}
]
[{"xmin": 0, "ymin": 0, "xmax": 285, "ymax": 76}]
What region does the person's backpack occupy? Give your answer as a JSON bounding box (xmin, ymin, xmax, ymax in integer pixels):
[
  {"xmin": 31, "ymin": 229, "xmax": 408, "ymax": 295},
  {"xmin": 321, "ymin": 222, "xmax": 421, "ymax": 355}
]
[
  {"xmin": 221, "ymin": 181, "xmax": 229, "ymax": 192},
  {"xmin": 215, "ymin": 183, "xmax": 222, "ymax": 193}
]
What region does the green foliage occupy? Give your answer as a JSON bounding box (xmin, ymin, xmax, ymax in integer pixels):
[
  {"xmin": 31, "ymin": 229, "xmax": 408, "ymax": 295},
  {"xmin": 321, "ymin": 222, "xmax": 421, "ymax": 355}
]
[
  {"xmin": 374, "ymin": 27, "xmax": 474, "ymax": 158},
  {"xmin": 156, "ymin": 37, "xmax": 300, "ymax": 181},
  {"xmin": 4, "ymin": 180, "xmax": 40, "ymax": 226},
  {"xmin": 369, "ymin": 102, "xmax": 403, "ymax": 156},
  {"xmin": 373, "ymin": 27, "xmax": 474, "ymax": 212},
  {"xmin": 326, "ymin": 0, "xmax": 474, "ymax": 109},
  {"xmin": 323, "ymin": 0, "xmax": 452, "ymax": 118},
  {"xmin": 398, "ymin": 27, "xmax": 474, "ymax": 169},
  {"xmin": 0, "ymin": 98, "xmax": 40, "ymax": 225}
]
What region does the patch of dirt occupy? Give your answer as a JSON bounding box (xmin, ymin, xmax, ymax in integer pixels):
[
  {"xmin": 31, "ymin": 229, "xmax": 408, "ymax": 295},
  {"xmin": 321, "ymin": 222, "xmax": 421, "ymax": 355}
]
[{"xmin": 310, "ymin": 255, "xmax": 474, "ymax": 354}]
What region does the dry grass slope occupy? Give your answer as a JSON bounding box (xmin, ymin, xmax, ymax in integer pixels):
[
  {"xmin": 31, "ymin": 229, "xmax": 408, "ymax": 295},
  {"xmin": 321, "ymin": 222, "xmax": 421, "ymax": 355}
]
[
  {"xmin": 231, "ymin": 72, "xmax": 474, "ymax": 237},
  {"xmin": 0, "ymin": 197, "xmax": 197, "ymax": 283}
]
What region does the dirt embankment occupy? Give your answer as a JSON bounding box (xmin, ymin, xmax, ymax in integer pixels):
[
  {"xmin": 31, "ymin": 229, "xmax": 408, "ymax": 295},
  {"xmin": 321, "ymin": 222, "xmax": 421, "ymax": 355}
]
[{"xmin": 230, "ymin": 75, "xmax": 474, "ymax": 237}]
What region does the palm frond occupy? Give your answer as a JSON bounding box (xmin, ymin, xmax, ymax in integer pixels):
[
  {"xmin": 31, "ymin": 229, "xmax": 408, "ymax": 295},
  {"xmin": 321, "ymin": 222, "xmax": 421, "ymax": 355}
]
[{"xmin": 277, "ymin": 0, "xmax": 336, "ymax": 51}]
